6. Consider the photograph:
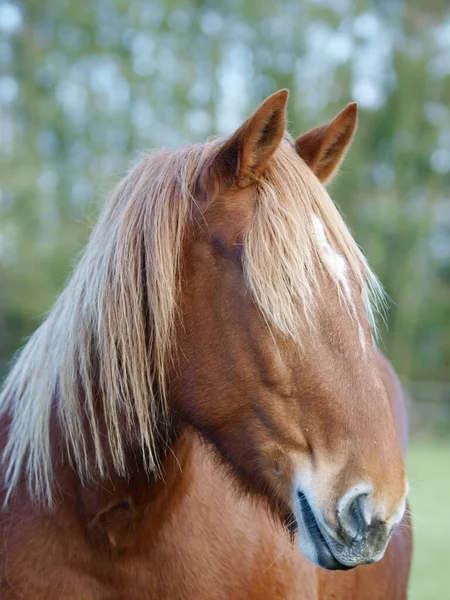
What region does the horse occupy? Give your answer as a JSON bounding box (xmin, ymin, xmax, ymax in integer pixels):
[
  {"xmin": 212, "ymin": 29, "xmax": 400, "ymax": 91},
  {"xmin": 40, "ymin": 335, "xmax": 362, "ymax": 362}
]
[{"xmin": 0, "ymin": 90, "xmax": 411, "ymax": 599}]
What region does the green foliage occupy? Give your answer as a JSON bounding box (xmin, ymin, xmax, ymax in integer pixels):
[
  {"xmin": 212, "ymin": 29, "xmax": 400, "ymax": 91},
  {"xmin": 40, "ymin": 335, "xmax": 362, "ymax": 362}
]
[{"xmin": 1, "ymin": 0, "xmax": 449, "ymax": 389}]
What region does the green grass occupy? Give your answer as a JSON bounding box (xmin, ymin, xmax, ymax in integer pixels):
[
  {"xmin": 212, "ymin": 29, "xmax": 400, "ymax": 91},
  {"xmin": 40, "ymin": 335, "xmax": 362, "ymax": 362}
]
[{"xmin": 407, "ymin": 439, "xmax": 450, "ymax": 600}]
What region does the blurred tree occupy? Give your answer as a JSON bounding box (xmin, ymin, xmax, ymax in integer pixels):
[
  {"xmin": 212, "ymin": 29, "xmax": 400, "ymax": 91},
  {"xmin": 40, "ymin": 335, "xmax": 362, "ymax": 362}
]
[{"xmin": 1, "ymin": 0, "xmax": 449, "ymax": 404}]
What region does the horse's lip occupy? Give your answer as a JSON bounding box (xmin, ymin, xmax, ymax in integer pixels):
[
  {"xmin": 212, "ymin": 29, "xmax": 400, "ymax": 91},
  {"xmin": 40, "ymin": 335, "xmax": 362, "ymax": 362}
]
[{"xmin": 296, "ymin": 491, "xmax": 353, "ymax": 571}]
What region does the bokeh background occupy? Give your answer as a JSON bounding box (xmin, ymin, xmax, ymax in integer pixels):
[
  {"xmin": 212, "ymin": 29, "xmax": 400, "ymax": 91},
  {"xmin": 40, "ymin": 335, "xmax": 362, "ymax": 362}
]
[{"xmin": 1, "ymin": 1, "xmax": 449, "ymax": 597}]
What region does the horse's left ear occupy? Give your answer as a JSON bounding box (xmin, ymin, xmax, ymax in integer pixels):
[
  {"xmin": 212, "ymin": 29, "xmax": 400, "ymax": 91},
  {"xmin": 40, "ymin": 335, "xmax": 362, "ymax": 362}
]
[
  {"xmin": 295, "ymin": 103, "xmax": 358, "ymax": 184},
  {"xmin": 200, "ymin": 90, "xmax": 288, "ymax": 198}
]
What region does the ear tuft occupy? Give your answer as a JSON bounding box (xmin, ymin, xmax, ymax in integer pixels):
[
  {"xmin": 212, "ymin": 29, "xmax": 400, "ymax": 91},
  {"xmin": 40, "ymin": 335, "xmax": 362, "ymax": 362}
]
[{"xmin": 295, "ymin": 102, "xmax": 358, "ymax": 184}]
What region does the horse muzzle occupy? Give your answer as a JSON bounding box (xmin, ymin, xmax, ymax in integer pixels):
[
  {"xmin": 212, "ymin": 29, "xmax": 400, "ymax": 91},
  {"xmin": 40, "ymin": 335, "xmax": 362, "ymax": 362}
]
[{"xmin": 293, "ymin": 483, "xmax": 406, "ymax": 570}]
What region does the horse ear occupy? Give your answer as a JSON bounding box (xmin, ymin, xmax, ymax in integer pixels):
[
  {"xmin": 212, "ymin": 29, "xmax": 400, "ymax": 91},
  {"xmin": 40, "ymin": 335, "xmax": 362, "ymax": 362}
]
[
  {"xmin": 203, "ymin": 90, "xmax": 288, "ymax": 195},
  {"xmin": 294, "ymin": 103, "xmax": 358, "ymax": 184}
]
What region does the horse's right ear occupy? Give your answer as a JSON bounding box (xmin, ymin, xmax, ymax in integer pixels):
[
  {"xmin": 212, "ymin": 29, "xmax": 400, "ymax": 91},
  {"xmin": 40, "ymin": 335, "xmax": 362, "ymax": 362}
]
[{"xmin": 200, "ymin": 90, "xmax": 288, "ymax": 199}]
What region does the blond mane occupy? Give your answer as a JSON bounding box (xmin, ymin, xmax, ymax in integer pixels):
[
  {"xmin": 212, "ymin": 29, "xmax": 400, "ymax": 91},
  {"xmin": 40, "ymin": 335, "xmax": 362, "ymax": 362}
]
[{"xmin": 0, "ymin": 138, "xmax": 384, "ymax": 507}]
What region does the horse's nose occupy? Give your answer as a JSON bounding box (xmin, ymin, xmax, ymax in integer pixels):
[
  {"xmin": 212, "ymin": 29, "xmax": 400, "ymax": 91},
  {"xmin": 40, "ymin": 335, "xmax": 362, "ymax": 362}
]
[
  {"xmin": 336, "ymin": 483, "xmax": 405, "ymax": 549},
  {"xmin": 293, "ymin": 480, "xmax": 407, "ymax": 569}
]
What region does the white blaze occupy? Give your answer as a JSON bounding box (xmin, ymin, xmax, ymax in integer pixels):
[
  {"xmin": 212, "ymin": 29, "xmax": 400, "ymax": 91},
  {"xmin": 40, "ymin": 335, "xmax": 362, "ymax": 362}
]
[{"xmin": 312, "ymin": 214, "xmax": 366, "ymax": 350}]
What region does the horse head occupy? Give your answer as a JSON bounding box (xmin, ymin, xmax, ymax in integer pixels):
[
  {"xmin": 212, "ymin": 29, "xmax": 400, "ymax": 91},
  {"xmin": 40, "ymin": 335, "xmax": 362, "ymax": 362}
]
[{"xmin": 172, "ymin": 91, "xmax": 407, "ymax": 570}]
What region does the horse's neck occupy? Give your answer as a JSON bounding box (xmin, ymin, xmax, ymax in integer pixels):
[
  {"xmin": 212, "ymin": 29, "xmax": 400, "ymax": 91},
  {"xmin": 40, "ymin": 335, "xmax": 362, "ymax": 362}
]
[{"xmin": 67, "ymin": 430, "xmax": 195, "ymax": 550}]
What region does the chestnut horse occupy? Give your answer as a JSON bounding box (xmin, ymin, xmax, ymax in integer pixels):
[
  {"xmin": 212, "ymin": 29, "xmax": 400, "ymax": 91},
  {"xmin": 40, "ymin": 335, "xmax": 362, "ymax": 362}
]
[{"xmin": 0, "ymin": 91, "xmax": 411, "ymax": 599}]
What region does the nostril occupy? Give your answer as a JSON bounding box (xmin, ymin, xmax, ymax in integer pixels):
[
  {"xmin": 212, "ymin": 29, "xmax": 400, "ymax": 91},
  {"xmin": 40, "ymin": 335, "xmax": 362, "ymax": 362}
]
[
  {"xmin": 337, "ymin": 488, "xmax": 372, "ymax": 542},
  {"xmin": 348, "ymin": 495, "xmax": 369, "ymax": 538}
]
